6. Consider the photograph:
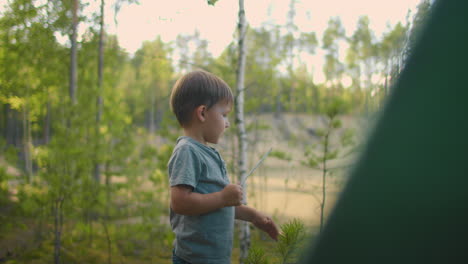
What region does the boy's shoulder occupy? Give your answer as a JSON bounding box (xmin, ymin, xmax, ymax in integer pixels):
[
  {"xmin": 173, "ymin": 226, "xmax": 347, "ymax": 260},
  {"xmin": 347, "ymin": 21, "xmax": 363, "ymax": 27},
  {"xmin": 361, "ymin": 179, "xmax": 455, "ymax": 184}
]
[
  {"xmin": 173, "ymin": 136, "xmax": 198, "ymax": 152},
  {"xmin": 172, "ymin": 137, "xmax": 208, "ymax": 160},
  {"xmin": 168, "ymin": 137, "xmax": 201, "ymax": 172},
  {"xmin": 172, "ymin": 136, "xmax": 219, "ymax": 162}
]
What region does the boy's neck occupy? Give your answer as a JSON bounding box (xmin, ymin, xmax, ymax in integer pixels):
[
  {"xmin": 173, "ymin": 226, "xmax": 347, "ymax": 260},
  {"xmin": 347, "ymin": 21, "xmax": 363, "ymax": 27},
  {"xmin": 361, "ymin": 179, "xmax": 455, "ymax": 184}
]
[{"xmin": 183, "ymin": 127, "xmax": 208, "ymax": 146}]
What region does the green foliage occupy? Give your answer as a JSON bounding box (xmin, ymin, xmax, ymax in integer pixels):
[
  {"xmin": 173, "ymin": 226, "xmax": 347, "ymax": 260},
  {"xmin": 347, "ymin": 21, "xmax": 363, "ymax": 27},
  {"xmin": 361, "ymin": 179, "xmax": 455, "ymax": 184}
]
[
  {"xmin": 341, "ymin": 128, "xmax": 356, "ymax": 148},
  {"xmin": 322, "ymin": 17, "xmax": 346, "ymax": 89},
  {"xmin": 270, "ymin": 150, "xmax": 292, "ymax": 162},
  {"xmin": 324, "ymin": 97, "xmax": 348, "ymax": 118},
  {"xmin": 207, "ymin": 0, "xmax": 219, "ymax": 6},
  {"xmin": 2, "ymin": 145, "xmax": 18, "ymax": 167},
  {"xmin": 303, "ymin": 98, "xmax": 352, "ymax": 170},
  {"xmin": 302, "ymin": 98, "xmax": 357, "ymax": 232},
  {"xmin": 247, "ymin": 218, "xmax": 308, "ymax": 264},
  {"xmin": 380, "ymin": 22, "xmax": 407, "ymax": 61},
  {"xmin": 302, "ymin": 156, "xmax": 318, "ymax": 168},
  {"xmin": 408, "ymin": 1, "xmax": 432, "ymax": 53},
  {"xmin": 16, "ymin": 183, "xmax": 48, "ymax": 217},
  {"xmin": 0, "ymin": 167, "xmax": 11, "ymax": 206},
  {"xmin": 246, "ymin": 120, "xmax": 271, "ymax": 132},
  {"xmin": 245, "ymin": 246, "xmax": 269, "ymax": 264},
  {"xmin": 125, "ymin": 37, "xmax": 173, "ymax": 128},
  {"xmin": 276, "ymin": 219, "xmax": 307, "ymax": 264}
]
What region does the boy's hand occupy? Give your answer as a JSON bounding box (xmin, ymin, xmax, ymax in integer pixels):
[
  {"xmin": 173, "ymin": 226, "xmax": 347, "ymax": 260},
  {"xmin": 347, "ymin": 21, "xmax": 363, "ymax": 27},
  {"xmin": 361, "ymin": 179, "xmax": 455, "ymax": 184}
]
[
  {"xmin": 221, "ymin": 184, "xmax": 243, "ymax": 206},
  {"xmin": 252, "ymin": 212, "xmax": 279, "ymax": 241}
]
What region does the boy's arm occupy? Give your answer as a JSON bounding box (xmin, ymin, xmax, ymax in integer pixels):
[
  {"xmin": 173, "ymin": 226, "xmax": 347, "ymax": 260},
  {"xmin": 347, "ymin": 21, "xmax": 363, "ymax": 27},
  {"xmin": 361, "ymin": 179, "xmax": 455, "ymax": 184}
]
[
  {"xmin": 171, "ymin": 184, "xmax": 243, "ymax": 216},
  {"xmin": 235, "ymin": 205, "xmax": 279, "ymax": 241},
  {"xmin": 235, "ymin": 205, "xmax": 257, "ymax": 222}
]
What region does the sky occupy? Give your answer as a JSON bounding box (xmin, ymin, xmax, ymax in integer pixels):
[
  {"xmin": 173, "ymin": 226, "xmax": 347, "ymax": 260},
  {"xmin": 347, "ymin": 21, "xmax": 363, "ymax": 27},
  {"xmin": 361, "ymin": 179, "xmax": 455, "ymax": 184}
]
[
  {"xmin": 105, "ymin": 0, "xmax": 422, "ymax": 56},
  {"xmin": 98, "ymin": 0, "xmax": 423, "ymax": 83}
]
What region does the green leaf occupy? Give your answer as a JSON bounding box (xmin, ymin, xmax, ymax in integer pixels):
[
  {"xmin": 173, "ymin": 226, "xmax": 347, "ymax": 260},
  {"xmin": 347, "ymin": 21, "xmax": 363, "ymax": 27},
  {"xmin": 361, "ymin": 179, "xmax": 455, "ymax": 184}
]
[
  {"xmin": 149, "ymin": 169, "xmax": 165, "ymax": 185},
  {"xmin": 315, "ymin": 129, "xmax": 326, "ymax": 137},
  {"xmin": 332, "ymin": 118, "xmax": 342, "ymax": 129},
  {"xmin": 270, "ymin": 150, "xmax": 292, "ymax": 161},
  {"xmin": 302, "ymin": 158, "xmax": 318, "ymax": 168},
  {"xmin": 341, "ymin": 128, "xmax": 356, "ymax": 147},
  {"xmin": 207, "ymin": 0, "xmax": 219, "ymax": 6},
  {"xmin": 7, "ymin": 96, "xmax": 25, "ymax": 110},
  {"xmin": 325, "ymin": 150, "xmax": 339, "ymax": 160}
]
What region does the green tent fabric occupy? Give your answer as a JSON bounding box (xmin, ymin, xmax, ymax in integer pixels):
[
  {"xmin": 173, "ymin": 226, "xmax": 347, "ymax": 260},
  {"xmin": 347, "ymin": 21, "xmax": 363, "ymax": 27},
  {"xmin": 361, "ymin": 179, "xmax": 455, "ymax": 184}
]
[{"xmin": 301, "ymin": 0, "xmax": 468, "ymax": 263}]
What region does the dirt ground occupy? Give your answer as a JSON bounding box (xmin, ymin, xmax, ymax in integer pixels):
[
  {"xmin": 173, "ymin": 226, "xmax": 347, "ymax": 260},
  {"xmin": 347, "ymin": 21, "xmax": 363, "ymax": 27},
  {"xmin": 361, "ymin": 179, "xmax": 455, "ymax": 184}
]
[{"xmin": 243, "ymin": 158, "xmax": 348, "ymax": 227}]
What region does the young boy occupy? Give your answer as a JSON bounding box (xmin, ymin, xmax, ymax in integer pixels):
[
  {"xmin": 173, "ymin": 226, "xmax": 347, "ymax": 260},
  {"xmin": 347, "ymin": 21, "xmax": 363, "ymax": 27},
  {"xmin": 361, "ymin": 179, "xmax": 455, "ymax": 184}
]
[{"xmin": 168, "ymin": 70, "xmax": 279, "ymax": 264}]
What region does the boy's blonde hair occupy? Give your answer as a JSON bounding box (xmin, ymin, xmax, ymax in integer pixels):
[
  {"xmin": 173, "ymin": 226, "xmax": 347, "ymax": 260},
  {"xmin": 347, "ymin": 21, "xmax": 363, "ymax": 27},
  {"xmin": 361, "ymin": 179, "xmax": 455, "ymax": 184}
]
[{"xmin": 170, "ymin": 70, "xmax": 233, "ymax": 127}]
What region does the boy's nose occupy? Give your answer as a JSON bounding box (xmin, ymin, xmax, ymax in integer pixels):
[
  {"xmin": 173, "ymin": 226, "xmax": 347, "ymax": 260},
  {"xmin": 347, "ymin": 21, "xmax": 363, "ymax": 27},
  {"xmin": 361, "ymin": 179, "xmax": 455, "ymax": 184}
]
[{"xmin": 225, "ymin": 120, "xmax": 230, "ymax": 128}]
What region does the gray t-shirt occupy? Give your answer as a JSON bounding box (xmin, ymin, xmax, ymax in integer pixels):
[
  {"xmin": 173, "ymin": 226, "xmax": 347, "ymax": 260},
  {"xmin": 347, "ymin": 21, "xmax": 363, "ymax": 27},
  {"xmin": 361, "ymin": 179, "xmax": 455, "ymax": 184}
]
[{"xmin": 168, "ymin": 136, "xmax": 234, "ymax": 264}]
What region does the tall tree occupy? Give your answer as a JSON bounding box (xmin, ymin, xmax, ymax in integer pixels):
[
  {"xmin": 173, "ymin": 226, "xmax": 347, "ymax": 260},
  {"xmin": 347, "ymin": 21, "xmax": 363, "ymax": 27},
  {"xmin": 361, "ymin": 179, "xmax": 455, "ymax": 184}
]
[
  {"xmin": 347, "ymin": 16, "xmax": 377, "ymax": 113},
  {"xmin": 379, "ymin": 22, "xmax": 407, "ymax": 95},
  {"xmin": 322, "ymin": 17, "xmax": 346, "ymax": 97},
  {"xmin": 70, "ymin": 0, "xmax": 79, "ymax": 105},
  {"xmin": 283, "ymin": 0, "xmax": 298, "ymax": 111},
  {"xmin": 0, "ymin": 0, "xmax": 66, "ymax": 179},
  {"xmin": 94, "ymin": 0, "xmax": 105, "ymax": 183},
  {"xmin": 56, "ymin": 0, "xmax": 80, "ymax": 262},
  {"xmin": 131, "ymin": 38, "xmax": 173, "ymax": 131},
  {"xmin": 175, "ymin": 30, "xmax": 213, "ymax": 72},
  {"xmin": 244, "ymin": 26, "xmax": 282, "ymax": 113},
  {"xmin": 406, "ymin": 0, "xmax": 432, "ymax": 60},
  {"xmin": 235, "ymin": 0, "xmax": 250, "ymax": 262}
]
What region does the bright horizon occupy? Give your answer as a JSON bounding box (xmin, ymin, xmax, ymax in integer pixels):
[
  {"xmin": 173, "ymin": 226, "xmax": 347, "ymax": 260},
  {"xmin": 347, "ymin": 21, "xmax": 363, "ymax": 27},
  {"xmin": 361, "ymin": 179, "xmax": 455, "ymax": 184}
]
[
  {"xmin": 106, "ymin": 0, "xmax": 422, "ymax": 56},
  {"xmin": 103, "ymin": 0, "xmax": 423, "ymax": 83},
  {"xmin": 1, "ymin": 0, "xmax": 426, "ymax": 83}
]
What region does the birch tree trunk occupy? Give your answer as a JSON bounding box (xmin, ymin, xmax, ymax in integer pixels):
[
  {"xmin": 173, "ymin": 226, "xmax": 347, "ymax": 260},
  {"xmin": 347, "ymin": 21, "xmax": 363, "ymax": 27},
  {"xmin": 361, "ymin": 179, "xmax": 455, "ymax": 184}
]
[
  {"xmin": 235, "ymin": 0, "xmax": 250, "ymax": 262},
  {"xmin": 70, "ymin": 0, "xmax": 78, "ymax": 105},
  {"xmin": 94, "ymin": 0, "xmax": 105, "ymax": 183}
]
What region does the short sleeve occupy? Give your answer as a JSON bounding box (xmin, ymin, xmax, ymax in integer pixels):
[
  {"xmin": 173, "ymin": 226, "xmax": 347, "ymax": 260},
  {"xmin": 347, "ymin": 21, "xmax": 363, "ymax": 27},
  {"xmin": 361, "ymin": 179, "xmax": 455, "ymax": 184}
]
[{"xmin": 168, "ymin": 145, "xmax": 201, "ymax": 188}]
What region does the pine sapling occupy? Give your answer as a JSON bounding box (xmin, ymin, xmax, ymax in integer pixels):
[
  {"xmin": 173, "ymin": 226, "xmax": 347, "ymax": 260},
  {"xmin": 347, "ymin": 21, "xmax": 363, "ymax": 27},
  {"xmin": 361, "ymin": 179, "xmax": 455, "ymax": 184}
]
[
  {"xmin": 245, "ymin": 246, "xmax": 269, "ymax": 264},
  {"xmin": 303, "ymin": 98, "xmax": 354, "ymax": 232},
  {"xmin": 276, "ymin": 218, "xmax": 306, "ymax": 264}
]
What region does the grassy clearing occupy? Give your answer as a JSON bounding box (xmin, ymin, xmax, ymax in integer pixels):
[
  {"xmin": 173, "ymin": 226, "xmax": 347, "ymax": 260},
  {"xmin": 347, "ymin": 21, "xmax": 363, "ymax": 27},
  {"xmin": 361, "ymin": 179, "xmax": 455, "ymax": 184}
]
[{"xmin": 219, "ymin": 113, "xmax": 359, "ymax": 227}]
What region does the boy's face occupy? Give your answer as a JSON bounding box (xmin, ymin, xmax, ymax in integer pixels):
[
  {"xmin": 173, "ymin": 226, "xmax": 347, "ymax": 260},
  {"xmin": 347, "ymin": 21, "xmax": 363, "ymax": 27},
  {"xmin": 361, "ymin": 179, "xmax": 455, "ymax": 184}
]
[{"xmin": 203, "ymin": 101, "xmax": 232, "ymax": 144}]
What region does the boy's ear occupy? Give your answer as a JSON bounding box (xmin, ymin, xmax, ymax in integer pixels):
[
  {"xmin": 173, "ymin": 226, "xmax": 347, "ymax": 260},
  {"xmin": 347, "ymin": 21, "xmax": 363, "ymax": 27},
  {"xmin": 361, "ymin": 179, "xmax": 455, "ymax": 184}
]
[{"xmin": 195, "ymin": 105, "xmax": 206, "ymax": 122}]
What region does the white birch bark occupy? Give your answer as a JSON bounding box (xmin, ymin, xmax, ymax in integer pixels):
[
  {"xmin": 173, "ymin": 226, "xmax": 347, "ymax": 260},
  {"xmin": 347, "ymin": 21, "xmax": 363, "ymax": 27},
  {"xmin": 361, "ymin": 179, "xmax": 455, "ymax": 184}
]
[{"xmin": 235, "ymin": 0, "xmax": 250, "ymax": 262}]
